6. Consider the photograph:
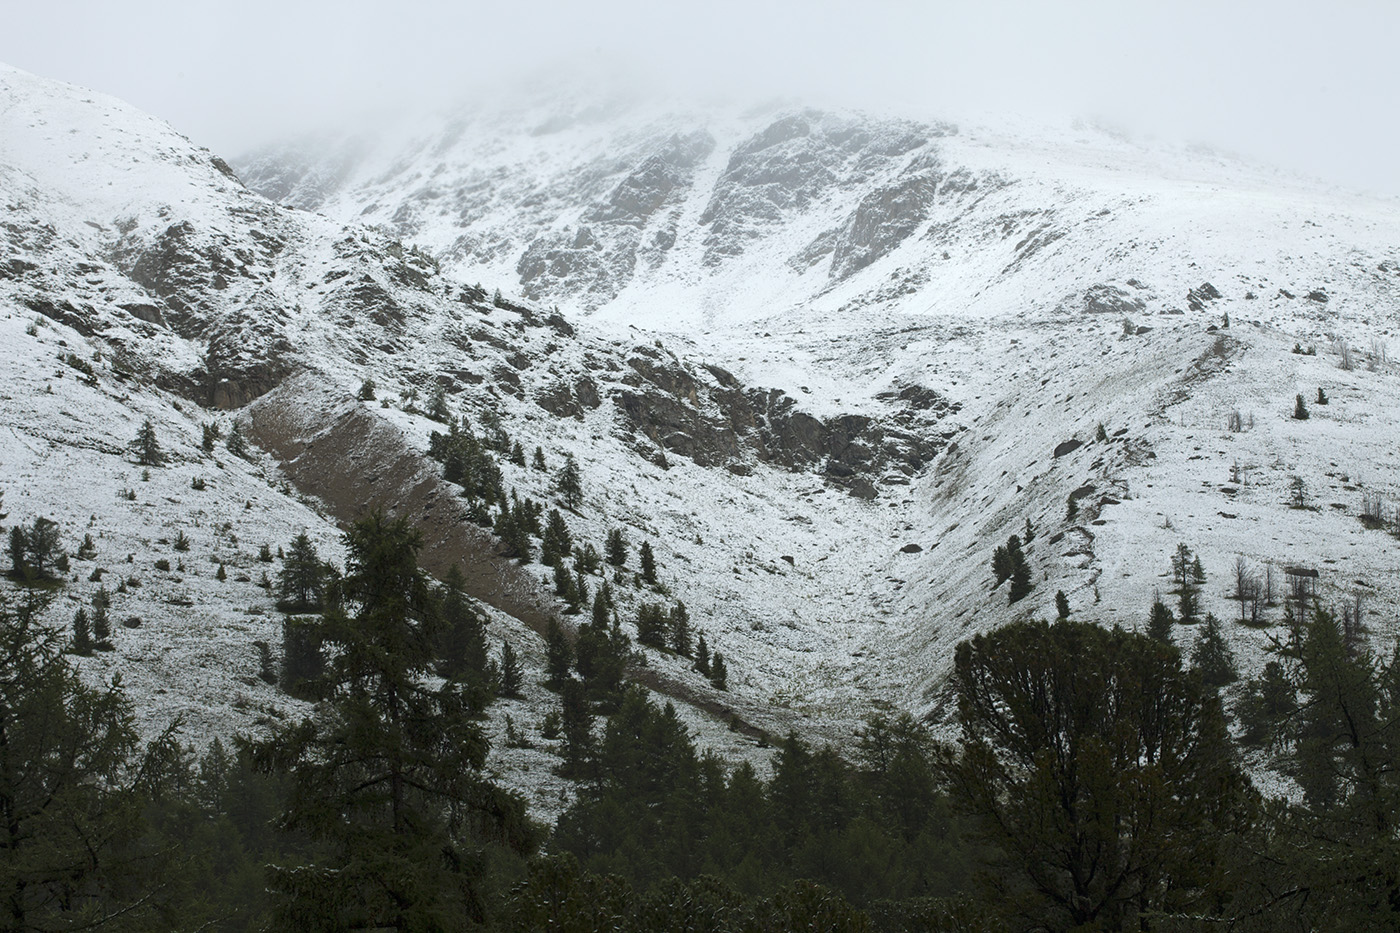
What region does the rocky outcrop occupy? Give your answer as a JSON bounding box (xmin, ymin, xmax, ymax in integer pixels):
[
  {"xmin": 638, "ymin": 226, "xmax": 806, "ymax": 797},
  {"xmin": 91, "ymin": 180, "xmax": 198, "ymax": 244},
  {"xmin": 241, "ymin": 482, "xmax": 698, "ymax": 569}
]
[
  {"xmin": 1061, "ymin": 283, "xmax": 1147, "ymax": 317},
  {"xmin": 1185, "ymin": 281, "xmax": 1222, "ymax": 312},
  {"xmin": 613, "ymin": 349, "xmax": 959, "ymax": 493},
  {"xmin": 829, "ymin": 170, "xmax": 939, "ymax": 280}
]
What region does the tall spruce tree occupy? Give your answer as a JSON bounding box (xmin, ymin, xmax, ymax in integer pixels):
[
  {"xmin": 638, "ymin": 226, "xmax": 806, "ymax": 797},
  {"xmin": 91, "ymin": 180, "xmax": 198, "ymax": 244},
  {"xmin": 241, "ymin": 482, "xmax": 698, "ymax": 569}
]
[
  {"xmin": 242, "ymin": 512, "xmax": 531, "ymax": 929},
  {"xmin": 556, "ymin": 453, "xmax": 583, "ymax": 511},
  {"xmin": 131, "ymin": 417, "xmax": 164, "ymax": 466},
  {"xmin": 639, "ymin": 540, "xmax": 657, "ymax": 585},
  {"xmin": 277, "ymin": 532, "xmax": 325, "ymax": 612}
]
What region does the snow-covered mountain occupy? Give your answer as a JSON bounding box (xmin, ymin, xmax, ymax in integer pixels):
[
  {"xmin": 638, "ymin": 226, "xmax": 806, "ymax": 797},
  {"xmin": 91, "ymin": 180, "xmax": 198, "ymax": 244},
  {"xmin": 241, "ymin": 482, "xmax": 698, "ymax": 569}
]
[{"xmin": 6, "ymin": 60, "xmax": 1400, "ymax": 804}]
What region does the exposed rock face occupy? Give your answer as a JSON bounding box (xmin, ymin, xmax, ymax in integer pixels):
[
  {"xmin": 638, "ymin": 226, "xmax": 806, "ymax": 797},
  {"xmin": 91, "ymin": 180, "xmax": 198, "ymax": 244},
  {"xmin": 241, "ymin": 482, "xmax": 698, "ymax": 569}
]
[
  {"xmin": 829, "ymin": 169, "xmax": 940, "ymax": 280},
  {"xmin": 612, "ymin": 348, "xmax": 959, "ymax": 492},
  {"xmin": 1185, "ymin": 281, "xmax": 1222, "ymax": 312},
  {"xmin": 515, "ymin": 131, "xmax": 715, "ymax": 309},
  {"xmin": 699, "ymin": 112, "xmax": 934, "ymax": 267},
  {"xmin": 1067, "ymin": 283, "xmax": 1147, "ymax": 317}
]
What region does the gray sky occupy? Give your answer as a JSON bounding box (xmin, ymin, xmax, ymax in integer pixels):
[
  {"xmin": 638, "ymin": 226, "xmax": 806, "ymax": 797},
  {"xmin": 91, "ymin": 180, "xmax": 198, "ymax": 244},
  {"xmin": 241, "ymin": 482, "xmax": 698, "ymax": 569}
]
[{"xmin": 3, "ymin": 0, "xmax": 1398, "ymax": 196}]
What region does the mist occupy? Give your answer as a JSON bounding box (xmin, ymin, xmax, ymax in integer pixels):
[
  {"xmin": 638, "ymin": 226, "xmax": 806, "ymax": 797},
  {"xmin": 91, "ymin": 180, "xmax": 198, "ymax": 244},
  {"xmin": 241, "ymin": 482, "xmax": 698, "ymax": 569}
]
[{"xmin": 3, "ymin": 0, "xmax": 1397, "ymax": 196}]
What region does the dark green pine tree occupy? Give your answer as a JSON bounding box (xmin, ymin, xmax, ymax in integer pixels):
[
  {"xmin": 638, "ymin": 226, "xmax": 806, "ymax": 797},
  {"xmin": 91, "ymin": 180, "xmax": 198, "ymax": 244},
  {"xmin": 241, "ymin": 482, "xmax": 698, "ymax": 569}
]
[
  {"xmin": 1191, "ymin": 613, "xmax": 1237, "ymax": 689},
  {"xmin": 277, "ymin": 532, "xmax": 325, "ymax": 613},
  {"xmin": 499, "ymin": 641, "xmax": 523, "ymax": 699},
  {"xmin": 531, "ymin": 446, "xmax": 547, "ymax": 471},
  {"xmin": 694, "ymin": 633, "xmax": 711, "ymax": 677},
  {"xmin": 541, "ymin": 509, "xmax": 572, "ymax": 567},
  {"xmin": 709, "ymin": 652, "xmax": 728, "ymax": 691},
  {"xmin": 635, "ymin": 602, "xmax": 669, "ymax": 650},
  {"xmin": 225, "ymin": 420, "xmax": 249, "ymax": 458},
  {"xmin": 427, "ymin": 384, "xmax": 450, "ymax": 423},
  {"xmin": 639, "ymin": 540, "xmax": 657, "ymax": 585},
  {"xmin": 1007, "ymin": 535, "xmax": 1033, "ymax": 604},
  {"xmin": 131, "ymin": 417, "xmax": 164, "ymax": 466},
  {"xmin": 71, "ymin": 606, "xmax": 93, "ymax": 656},
  {"xmin": 25, "ymin": 518, "xmax": 63, "ymax": 580},
  {"xmin": 242, "ymin": 512, "xmax": 531, "ymax": 930},
  {"xmin": 7, "ymin": 525, "xmax": 27, "ymax": 578},
  {"xmin": 591, "ymin": 588, "xmax": 609, "ymax": 628},
  {"xmin": 509, "ymin": 440, "xmax": 527, "ymax": 467},
  {"xmin": 1055, "ymin": 590, "xmax": 1070, "ymax": 620},
  {"xmin": 559, "ymin": 678, "xmax": 595, "ymax": 778},
  {"xmin": 0, "ymin": 591, "xmax": 182, "ymax": 930},
  {"xmin": 280, "ymin": 615, "xmax": 326, "ymax": 700},
  {"xmin": 1148, "ymin": 593, "xmax": 1176, "ymax": 644},
  {"xmin": 436, "ymin": 566, "xmax": 489, "ymax": 687},
  {"xmin": 556, "ymin": 453, "xmax": 584, "ymax": 511},
  {"xmin": 545, "ymin": 617, "xmax": 574, "ymax": 689},
  {"xmin": 605, "ymin": 528, "xmax": 628, "ymax": 568},
  {"xmin": 670, "ymin": 601, "xmax": 692, "ymax": 657}
]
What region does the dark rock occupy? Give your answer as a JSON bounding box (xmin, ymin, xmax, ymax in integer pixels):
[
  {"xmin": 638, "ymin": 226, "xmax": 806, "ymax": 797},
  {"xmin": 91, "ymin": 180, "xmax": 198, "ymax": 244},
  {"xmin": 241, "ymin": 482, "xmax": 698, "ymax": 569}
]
[
  {"xmin": 1185, "ymin": 282, "xmax": 1222, "ymax": 312},
  {"xmin": 848, "ymin": 477, "xmax": 878, "ymax": 500},
  {"xmin": 1069, "ymin": 283, "xmax": 1145, "ymax": 316},
  {"xmin": 900, "ymin": 543, "xmax": 923, "ymax": 553},
  {"xmin": 1306, "ymin": 289, "xmax": 1329, "ymax": 303},
  {"xmin": 780, "ymin": 555, "xmax": 795, "ymax": 565},
  {"xmin": 829, "ymin": 171, "xmax": 939, "ymax": 280},
  {"xmin": 1053, "ymin": 438, "xmax": 1084, "ymax": 458}
]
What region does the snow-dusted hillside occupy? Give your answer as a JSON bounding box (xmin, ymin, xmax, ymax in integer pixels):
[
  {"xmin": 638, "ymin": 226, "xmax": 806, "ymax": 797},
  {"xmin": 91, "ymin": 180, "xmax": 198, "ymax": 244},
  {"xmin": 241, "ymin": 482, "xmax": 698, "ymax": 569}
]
[{"xmin": 5, "ymin": 59, "xmax": 1400, "ymax": 801}]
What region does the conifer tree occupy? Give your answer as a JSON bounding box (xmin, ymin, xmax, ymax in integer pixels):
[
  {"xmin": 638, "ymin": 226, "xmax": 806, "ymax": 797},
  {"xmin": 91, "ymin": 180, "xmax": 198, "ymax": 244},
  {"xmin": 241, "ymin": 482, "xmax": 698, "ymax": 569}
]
[
  {"xmin": 0, "ymin": 591, "xmax": 181, "ymax": 930},
  {"xmin": 225, "ymin": 420, "xmax": 248, "ymax": 458},
  {"xmin": 278, "ymin": 532, "xmax": 325, "ymax": 612},
  {"xmin": 1055, "ymin": 590, "xmax": 1070, "ymax": 620},
  {"xmin": 636, "ymin": 602, "xmax": 669, "ymax": 649},
  {"xmin": 1191, "ymin": 613, "xmax": 1237, "ymax": 689},
  {"xmin": 694, "ymin": 633, "xmax": 711, "ymax": 677},
  {"xmin": 532, "ymin": 446, "xmax": 547, "ymax": 471},
  {"xmin": 1294, "ymin": 393, "xmax": 1310, "ymax": 420},
  {"xmin": 939, "ymin": 619, "xmax": 1247, "ymax": 931},
  {"xmin": 427, "ymin": 384, "xmax": 450, "ymax": 422},
  {"xmin": 639, "ymin": 540, "xmax": 657, "ymax": 585},
  {"xmin": 91, "ymin": 598, "xmax": 112, "ymax": 649},
  {"xmin": 357, "ymin": 377, "xmax": 376, "ymax": 401},
  {"xmin": 557, "ymin": 453, "xmax": 583, "ymax": 510},
  {"xmin": 1148, "ymin": 594, "xmax": 1175, "ymax": 644},
  {"xmin": 437, "ymin": 567, "xmax": 489, "ymax": 686},
  {"xmin": 709, "ymin": 652, "xmax": 728, "ymax": 691},
  {"xmin": 670, "ymin": 601, "xmax": 692, "ymax": 657},
  {"xmin": 71, "ymin": 606, "xmax": 93, "ymax": 655},
  {"xmin": 559, "ymin": 678, "xmax": 594, "ymax": 778},
  {"xmin": 1007, "ymin": 535, "xmax": 1032, "ymax": 603},
  {"xmin": 591, "ymin": 588, "xmax": 609, "ymax": 628},
  {"xmin": 131, "ymin": 418, "xmax": 164, "ymax": 466},
  {"xmin": 509, "ymin": 440, "xmax": 526, "ymax": 466},
  {"xmin": 542, "ymin": 509, "xmax": 572, "ymax": 567},
  {"xmin": 605, "ymin": 528, "xmax": 628, "ymax": 568},
  {"xmin": 242, "ymin": 512, "xmax": 529, "ymax": 929},
  {"xmin": 500, "ymin": 641, "xmax": 523, "ymax": 699},
  {"xmin": 545, "ymin": 617, "xmax": 573, "ymax": 688},
  {"xmin": 6, "ymin": 525, "xmax": 25, "ymax": 578},
  {"xmin": 279, "ymin": 615, "xmax": 325, "ymax": 700},
  {"xmin": 24, "ymin": 517, "xmax": 63, "ymax": 580}
]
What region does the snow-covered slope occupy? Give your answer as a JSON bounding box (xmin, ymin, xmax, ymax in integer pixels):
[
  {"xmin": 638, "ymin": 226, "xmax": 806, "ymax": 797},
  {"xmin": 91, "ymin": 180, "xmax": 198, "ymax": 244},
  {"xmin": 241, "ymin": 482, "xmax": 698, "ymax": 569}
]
[{"xmin": 5, "ymin": 60, "xmax": 1400, "ymax": 793}]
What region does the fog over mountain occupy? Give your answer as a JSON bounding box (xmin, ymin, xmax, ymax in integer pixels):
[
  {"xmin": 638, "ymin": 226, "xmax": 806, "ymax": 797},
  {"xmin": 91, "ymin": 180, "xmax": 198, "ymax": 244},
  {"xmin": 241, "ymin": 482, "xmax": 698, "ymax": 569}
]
[{"xmin": 3, "ymin": 0, "xmax": 1399, "ymax": 197}]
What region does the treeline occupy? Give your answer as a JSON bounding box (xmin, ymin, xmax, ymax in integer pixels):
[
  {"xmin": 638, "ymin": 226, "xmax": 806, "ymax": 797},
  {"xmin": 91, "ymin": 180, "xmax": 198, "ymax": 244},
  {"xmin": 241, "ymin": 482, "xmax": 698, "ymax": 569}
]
[{"xmin": 4, "ymin": 511, "xmax": 1400, "ymax": 930}]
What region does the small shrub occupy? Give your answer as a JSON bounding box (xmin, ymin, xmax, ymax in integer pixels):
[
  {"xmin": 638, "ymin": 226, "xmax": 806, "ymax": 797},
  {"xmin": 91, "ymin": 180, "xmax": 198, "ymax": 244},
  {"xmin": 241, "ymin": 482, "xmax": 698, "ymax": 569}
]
[
  {"xmin": 258, "ymin": 543, "xmax": 273, "ymax": 562},
  {"xmin": 173, "ymin": 530, "xmax": 191, "ymax": 552},
  {"xmin": 154, "ymin": 558, "xmax": 171, "ymax": 572},
  {"xmin": 1293, "ymin": 394, "xmax": 1309, "ymax": 420},
  {"xmin": 191, "ymin": 477, "xmax": 206, "ymax": 491},
  {"xmin": 1315, "ymin": 387, "xmax": 1328, "ymax": 405}
]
